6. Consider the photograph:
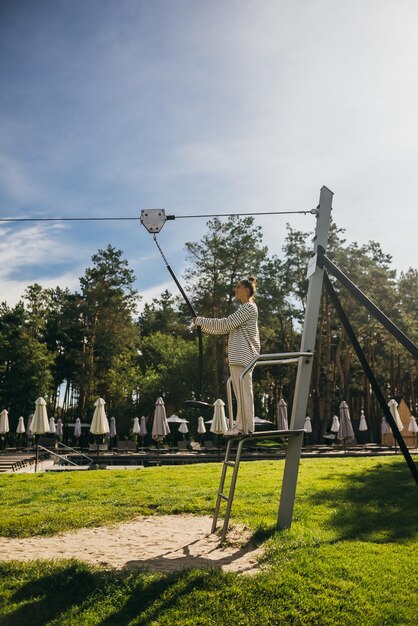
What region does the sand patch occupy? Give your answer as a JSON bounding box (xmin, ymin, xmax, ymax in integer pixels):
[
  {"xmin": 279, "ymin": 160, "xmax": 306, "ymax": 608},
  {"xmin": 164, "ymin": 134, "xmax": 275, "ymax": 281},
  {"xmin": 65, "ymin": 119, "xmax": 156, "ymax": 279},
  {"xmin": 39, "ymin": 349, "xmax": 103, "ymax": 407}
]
[{"xmin": 0, "ymin": 515, "xmax": 263, "ymax": 575}]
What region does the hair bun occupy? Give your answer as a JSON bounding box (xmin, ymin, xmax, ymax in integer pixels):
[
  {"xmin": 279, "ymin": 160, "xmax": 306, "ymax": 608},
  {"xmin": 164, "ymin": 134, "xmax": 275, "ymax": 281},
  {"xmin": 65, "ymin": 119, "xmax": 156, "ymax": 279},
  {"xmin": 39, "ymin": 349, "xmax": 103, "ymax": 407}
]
[{"xmin": 248, "ymin": 276, "xmax": 257, "ymax": 295}]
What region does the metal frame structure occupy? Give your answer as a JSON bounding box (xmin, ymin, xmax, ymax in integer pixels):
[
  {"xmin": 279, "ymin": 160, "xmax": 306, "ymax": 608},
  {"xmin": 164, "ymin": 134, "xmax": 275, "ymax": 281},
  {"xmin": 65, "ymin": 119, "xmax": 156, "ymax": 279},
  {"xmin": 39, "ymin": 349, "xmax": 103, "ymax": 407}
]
[
  {"xmin": 318, "ymin": 254, "xmax": 418, "ymax": 485},
  {"xmin": 214, "ymin": 183, "xmax": 418, "ymax": 540},
  {"xmin": 212, "ymin": 187, "xmax": 334, "ymax": 537}
]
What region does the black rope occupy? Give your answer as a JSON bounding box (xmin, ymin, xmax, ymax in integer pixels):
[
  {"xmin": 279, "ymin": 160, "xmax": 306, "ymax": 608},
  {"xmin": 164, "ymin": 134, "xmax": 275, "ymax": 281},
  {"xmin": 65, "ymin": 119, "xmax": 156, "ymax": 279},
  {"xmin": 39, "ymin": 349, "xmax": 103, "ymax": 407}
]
[
  {"xmin": 170, "ymin": 208, "xmax": 318, "ymax": 219},
  {"xmin": 0, "ymin": 217, "xmax": 139, "ymax": 222},
  {"xmin": 0, "ymin": 208, "xmax": 318, "ymax": 223},
  {"xmin": 152, "ymin": 235, "xmax": 203, "ymax": 401}
]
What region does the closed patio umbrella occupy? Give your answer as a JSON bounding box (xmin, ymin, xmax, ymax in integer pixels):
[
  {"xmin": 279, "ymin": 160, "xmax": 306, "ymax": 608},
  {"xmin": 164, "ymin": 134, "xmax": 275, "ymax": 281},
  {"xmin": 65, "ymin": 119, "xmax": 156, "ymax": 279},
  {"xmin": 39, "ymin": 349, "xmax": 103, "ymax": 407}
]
[
  {"xmin": 109, "ymin": 416, "xmax": 117, "ymax": 450},
  {"xmin": 90, "ymin": 398, "xmax": 110, "ymax": 436},
  {"xmin": 0, "ymin": 409, "xmax": 9, "ymax": 435},
  {"xmin": 109, "ymin": 417, "xmax": 117, "ymax": 438},
  {"xmin": 388, "ymin": 399, "xmax": 404, "ymax": 431},
  {"xmin": 16, "ymin": 416, "xmax": 25, "ymax": 434},
  {"xmin": 197, "ymin": 416, "xmax": 206, "ymax": 435},
  {"xmin": 304, "ymin": 416, "xmax": 312, "ymax": 433},
  {"xmin": 26, "ymin": 414, "xmax": 34, "ymax": 440},
  {"xmin": 0, "ymin": 409, "xmax": 9, "ymax": 450},
  {"xmin": 32, "ymin": 398, "xmax": 49, "ymax": 434},
  {"xmin": 381, "ymin": 416, "xmax": 390, "ymax": 436},
  {"xmin": 16, "ymin": 416, "xmax": 25, "ymax": 450},
  {"xmin": 197, "ymin": 415, "xmax": 206, "ymax": 443},
  {"xmin": 56, "ymin": 418, "xmax": 63, "ymax": 438},
  {"xmin": 152, "ymin": 398, "xmax": 170, "ymax": 455},
  {"xmin": 152, "ymin": 398, "xmax": 170, "ymax": 439},
  {"xmin": 49, "ymin": 417, "xmax": 56, "ymax": 434},
  {"xmin": 139, "ymin": 415, "xmax": 147, "ymax": 450},
  {"xmin": 179, "ymin": 421, "xmax": 189, "ymax": 439},
  {"xmin": 210, "ymin": 399, "xmax": 228, "ymax": 435},
  {"xmin": 408, "ymin": 414, "xmax": 418, "ymax": 447},
  {"xmin": 132, "ymin": 417, "xmax": 140, "ymax": 435},
  {"xmin": 277, "ymin": 399, "xmax": 289, "ymax": 430},
  {"xmin": 359, "ymin": 410, "xmax": 368, "ymax": 431},
  {"xmin": 338, "ymin": 401, "xmax": 355, "ymax": 443},
  {"xmin": 90, "ymin": 398, "xmax": 110, "ymax": 464},
  {"xmin": 74, "ymin": 418, "xmax": 82, "ymax": 439},
  {"xmin": 32, "ymin": 398, "xmax": 50, "ymax": 471},
  {"xmin": 139, "ymin": 416, "xmax": 147, "ymax": 437},
  {"xmin": 331, "ymin": 415, "xmax": 340, "ymax": 433},
  {"xmin": 408, "ymin": 415, "xmax": 418, "ymax": 433}
]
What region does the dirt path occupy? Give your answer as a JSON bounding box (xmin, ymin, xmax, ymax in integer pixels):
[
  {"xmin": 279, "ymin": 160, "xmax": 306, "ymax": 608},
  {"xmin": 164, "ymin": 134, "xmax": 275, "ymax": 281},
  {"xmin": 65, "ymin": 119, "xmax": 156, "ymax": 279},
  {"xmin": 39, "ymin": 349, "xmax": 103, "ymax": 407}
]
[{"xmin": 0, "ymin": 515, "xmax": 263, "ymax": 575}]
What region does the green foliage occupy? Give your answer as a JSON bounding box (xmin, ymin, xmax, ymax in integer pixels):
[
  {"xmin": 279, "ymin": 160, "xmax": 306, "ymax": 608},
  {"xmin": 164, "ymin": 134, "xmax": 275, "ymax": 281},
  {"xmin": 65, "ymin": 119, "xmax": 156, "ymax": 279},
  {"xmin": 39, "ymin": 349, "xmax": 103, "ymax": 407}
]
[
  {"xmin": 0, "ymin": 220, "xmax": 417, "ymax": 440},
  {"xmin": 139, "ymin": 331, "xmax": 199, "ymax": 414},
  {"xmin": 0, "ymin": 302, "xmax": 54, "ymax": 421}
]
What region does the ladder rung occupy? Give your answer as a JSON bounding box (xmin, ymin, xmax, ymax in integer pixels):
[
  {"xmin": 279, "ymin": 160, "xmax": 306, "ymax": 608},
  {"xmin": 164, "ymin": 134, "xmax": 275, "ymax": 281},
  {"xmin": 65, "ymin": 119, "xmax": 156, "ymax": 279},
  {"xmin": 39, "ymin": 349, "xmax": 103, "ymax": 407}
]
[
  {"xmin": 224, "ymin": 461, "xmax": 235, "ymax": 467},
  {"xmin": 218, "ymin": 493, "xmax": 229, "ymax": 501}
]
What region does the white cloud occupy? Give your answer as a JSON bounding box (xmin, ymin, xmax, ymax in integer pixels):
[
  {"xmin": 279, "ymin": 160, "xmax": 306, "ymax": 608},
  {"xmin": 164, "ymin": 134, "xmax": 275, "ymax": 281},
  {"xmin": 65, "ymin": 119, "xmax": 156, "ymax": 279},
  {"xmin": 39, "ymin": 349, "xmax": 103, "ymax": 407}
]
[{"xmin": 0, "ymin": 222, "xmax": 83, "ymax": 305}]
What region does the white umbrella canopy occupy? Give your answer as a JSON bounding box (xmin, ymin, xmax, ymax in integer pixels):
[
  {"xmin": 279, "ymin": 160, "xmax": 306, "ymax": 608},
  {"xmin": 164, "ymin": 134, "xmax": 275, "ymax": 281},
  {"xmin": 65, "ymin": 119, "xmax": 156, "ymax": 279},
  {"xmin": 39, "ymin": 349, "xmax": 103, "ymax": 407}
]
[
  {"xmin": 139, "ymin": 416, "xmax": 148, "ymax": 437},
  {"xmin": 31, "ymin": 398, "xmax": 50, "ymax": 434},
  {"xmin": 178, "ymin": 421, "xmax": 189, "ymax": 434},
  {"xmin": 304, "ymin": 416, "xmax": 313, "ymax": 433},
  {"xmin": 74, "ymin": 418, "xmax": 82, "ymax": 438},
  {"xmin": 167, "ymin": 414, "xmax": 187, "ymax": 423},
  {"xmin": 152, "ymin": 398, "xmax": 170, "ymax": 440},
  {"xmin": 197, "ymin": 416, "xmax": 206, "ymax": 435},
  {"xmin": 388, "ymin": 399, "xmax": 404, "ymax": 431},
  {"xmin": 90, "ymin": 398, "xmax": 110, "ymax": 435},
  {"xmin": 56, "ymin": 418, "xmax": 63, "ymax": 437},
  {"xmin": 359, "ymin": 410, "xmax": 368, "ymax": 432},
  {"xmin": 0, "ymin": 409, "xmax": 10, "ymax": 434},
  {"xmin": 16, "ymin": 416, "xmax": 25, "ymax": 434},
  {"xmin": 277, "ymin": 399, "xmax": 289, "ymax": 430},
  {"xmin": 330, "ymin": 415, "xmax": 340, "ymax": 433},
  {"xmin": 338, "ymin": 401, "xmax": 355, "ymax": 440},
  {"xmin": 132, "ymin": 417, "xmax": 140, "ymax": 435},
  {"xmin": 109, "ymin": 417, "xmax": 117, "ymax": 438},
  {"xmin": 408, "ymin": 415, "xmax": 418, "ymax": 433},
  {"xmin": 210, "ymin": 399, "xmax": 228, "ymax": 435},
  {"xmin": 253, "ymin": 416, "xmax": 274, "ymax": 432},
  {"xmin": 49, "ymin": 417, "xmax": 56, "ymax": 434}
]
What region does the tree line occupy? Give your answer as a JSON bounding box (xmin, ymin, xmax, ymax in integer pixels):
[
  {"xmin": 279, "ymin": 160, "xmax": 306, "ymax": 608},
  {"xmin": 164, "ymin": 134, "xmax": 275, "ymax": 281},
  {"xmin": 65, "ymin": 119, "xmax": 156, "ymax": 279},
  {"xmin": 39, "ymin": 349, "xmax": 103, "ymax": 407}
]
[{"xmin": 0, "ymin": 218, "xmax": 416, "ymax": 442}]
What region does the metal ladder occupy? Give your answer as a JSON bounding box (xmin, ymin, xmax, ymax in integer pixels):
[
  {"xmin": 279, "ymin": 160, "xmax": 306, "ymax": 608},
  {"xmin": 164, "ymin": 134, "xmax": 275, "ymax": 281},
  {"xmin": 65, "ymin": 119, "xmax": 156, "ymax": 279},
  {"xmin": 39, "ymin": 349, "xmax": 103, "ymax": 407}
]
[
  {"xmin": 211, "ymin": 351, "xmax": 312, "ymax": 542},
  {"xmin": 212, "ymin": 428, "xmax": 304, "ymax": 542}
]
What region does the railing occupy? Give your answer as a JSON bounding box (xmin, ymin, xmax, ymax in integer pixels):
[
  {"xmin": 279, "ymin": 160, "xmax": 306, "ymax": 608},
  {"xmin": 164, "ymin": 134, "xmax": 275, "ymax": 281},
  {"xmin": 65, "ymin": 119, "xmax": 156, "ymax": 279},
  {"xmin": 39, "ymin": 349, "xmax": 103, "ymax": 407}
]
[
  {"xmin": 37, "ymin": 445, "xmax": 80, "ymax": 467},
  {"xmin": 226, "ymin": 351, "xmax": 314, "ymax": 434},
  {"xmin": 37, "ymin": 442, "xmax": 94, "ymax": 467},
  {"xmin": 56, "ymin": 441, "xmax": 94, "ymax": 464}
]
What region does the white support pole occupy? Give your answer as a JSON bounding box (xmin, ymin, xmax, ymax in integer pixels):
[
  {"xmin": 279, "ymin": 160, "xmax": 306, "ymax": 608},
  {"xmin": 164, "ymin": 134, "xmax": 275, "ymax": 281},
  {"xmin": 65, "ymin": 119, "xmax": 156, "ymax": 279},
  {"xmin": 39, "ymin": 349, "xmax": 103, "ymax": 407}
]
[{"xmin": 277, "ymin": 186, "xmax": 333, "ymax": 529}]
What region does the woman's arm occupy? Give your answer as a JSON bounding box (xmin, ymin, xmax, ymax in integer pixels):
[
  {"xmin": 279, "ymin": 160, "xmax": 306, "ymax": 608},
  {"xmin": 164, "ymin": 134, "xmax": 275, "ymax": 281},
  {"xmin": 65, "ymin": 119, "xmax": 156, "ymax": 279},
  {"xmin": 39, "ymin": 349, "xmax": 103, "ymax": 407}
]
[{"xmin": 194, "ymin": 304, "xmax": 254, "ymax": 335}]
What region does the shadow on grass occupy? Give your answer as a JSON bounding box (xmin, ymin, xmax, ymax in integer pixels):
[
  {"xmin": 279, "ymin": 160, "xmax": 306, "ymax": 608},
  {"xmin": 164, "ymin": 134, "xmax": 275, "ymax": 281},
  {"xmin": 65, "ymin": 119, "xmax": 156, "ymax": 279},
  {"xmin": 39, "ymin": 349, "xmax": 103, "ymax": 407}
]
[
  {"xmin": 306, "ymin": 459, "xmax": 418, "ymax": 542},
  {"xmin": 0, "ymin": 561, "xmax": 232, "ymax": 626},
  {"xmin": 97, "ymin": 569, "xmax": 223, "ymax": 626},
  {"xmin": 0, "ymin": 561, "xmax": 116, "ymax": 626}
]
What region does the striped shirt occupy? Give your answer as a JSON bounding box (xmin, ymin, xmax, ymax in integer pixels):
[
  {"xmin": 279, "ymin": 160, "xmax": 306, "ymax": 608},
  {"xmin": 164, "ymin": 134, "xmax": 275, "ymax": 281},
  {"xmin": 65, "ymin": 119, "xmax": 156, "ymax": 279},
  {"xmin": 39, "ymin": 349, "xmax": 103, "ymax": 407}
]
[{"xmin": 195, "ymin": 302, "xmax": 260, "ymax": 368}]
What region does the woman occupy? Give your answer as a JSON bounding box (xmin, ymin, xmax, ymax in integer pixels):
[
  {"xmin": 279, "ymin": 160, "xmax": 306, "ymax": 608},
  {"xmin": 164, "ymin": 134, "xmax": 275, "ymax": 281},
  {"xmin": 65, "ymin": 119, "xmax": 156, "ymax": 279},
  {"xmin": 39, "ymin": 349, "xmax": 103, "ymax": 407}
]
[{"xmin": 193, "ymin": 277, "xmax": 260, "ymax": 435}]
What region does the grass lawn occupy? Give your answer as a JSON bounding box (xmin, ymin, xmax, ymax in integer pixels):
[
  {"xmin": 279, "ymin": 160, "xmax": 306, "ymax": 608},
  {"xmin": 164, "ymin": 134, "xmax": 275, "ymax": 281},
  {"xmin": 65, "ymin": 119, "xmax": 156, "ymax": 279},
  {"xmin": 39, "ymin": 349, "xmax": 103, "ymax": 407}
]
[{"xmin": 0, "ymin": 456, "xmax": 417, "ymax": 625}]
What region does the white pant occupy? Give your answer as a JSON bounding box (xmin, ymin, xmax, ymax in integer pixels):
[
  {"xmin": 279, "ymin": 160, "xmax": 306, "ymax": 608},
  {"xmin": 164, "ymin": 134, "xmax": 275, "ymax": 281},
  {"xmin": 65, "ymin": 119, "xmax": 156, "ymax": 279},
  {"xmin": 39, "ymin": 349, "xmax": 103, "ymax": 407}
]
[{"xmin": 230, "ymin": 364, "xmax": 254, "ymax": 433}]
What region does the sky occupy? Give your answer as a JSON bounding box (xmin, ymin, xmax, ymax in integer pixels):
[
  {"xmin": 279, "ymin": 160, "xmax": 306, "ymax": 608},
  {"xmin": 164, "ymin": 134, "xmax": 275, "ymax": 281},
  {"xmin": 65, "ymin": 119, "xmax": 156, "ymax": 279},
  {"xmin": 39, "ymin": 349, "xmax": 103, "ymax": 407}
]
[{"xmin": 1, "ymin": 0, "xmax": 417, "ymax": 312}]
